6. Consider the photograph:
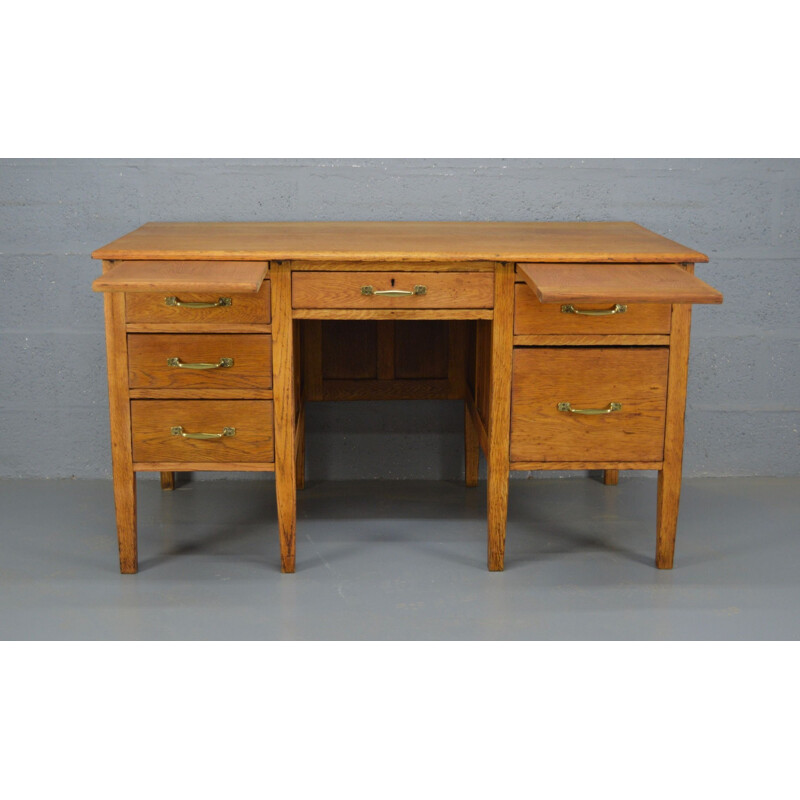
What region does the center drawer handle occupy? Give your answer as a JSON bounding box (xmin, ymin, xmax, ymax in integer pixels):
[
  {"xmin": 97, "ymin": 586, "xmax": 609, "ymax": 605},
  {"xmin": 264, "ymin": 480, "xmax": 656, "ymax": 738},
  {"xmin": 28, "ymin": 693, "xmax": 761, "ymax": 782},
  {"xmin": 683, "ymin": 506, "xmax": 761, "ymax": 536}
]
[
  {"xmin": 557, "ymin": 402, "xmax": 622, "ymax": 415},
  {"xmin": 561, "ymin": 303, "xmax": 627, "ymax": 316},
  {"xmin": 170, "ymin": 426, "xmax": 236, "ymax": 439},
  {"xmin": 361, "ymin": 285, "xmax": 427, "ymax": 297},
  {"xmin": 167, "ymin": 357, "xmax": 234, "ymax": 370},
  {"xmin": 165, "ymin": 296, "xmax": 232, "ymax": 308}
]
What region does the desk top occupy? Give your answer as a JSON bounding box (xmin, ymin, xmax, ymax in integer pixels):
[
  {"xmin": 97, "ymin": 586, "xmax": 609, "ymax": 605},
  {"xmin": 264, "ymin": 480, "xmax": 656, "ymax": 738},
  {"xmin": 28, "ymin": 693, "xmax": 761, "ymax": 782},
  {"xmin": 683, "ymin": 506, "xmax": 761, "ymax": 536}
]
[{"xmin": 93, "ymin": 221, "xmax": 708, "ymax": 263}]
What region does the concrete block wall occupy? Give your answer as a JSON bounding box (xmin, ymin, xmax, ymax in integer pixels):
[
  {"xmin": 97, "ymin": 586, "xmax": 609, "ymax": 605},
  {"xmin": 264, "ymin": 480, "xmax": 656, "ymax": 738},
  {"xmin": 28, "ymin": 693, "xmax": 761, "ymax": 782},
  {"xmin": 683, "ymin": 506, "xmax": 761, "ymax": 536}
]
[{"xmin": 1, "ymin": 158, "xmax": 797, "ymax": 479}]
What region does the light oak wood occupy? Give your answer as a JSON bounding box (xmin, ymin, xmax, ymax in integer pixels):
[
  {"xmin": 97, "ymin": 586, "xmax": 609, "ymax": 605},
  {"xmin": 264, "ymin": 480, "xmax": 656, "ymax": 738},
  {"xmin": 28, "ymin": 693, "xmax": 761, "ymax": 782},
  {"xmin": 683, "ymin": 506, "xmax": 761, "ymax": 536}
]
[
  {"xmin": 464, "ymin": 402, "xmax": 481, "ymax": 487},
  {"xmin": 290, "ymin": 260, "xmax": 497, "ymax": 271},
  {"xmin": 128, "ymin": 334, "xmax": 272, "ymax": 390},
  {"xmin": 135, "ymin": 462, "xmax": 275, "ymax": 472},
  {"xmin": 93, "ymin": 222, "xmax": 709, "ymax": 263},
  {"xmin": 293, "ymin": 308, "xmax": 493, "ymax": 320},
  {"xmin": 292, "ymin": 271, "xmax": 494, "ymax": 309},
  {"xmin": 131, "ymin": 400, "xmax": 274, "ymax": 463},
  {"xmin": 514, "ymin": 283, "xmax": 672, "ymax": 335},
  {"xmin": 603, "ymin": 469, "xmax": 619, "ymax": 485},
  {"xmin": 127, "ymin": 323, "xmax": 272, "ymax": 333},
  {"xmin": 487, "ymin": 263, "xmax": 515, "ymax": 571},
  {"xmin": 102, "ymin": 274, "xmax": 137, "ymax": 573},
  {"xmin": 657, "ymin": 303, "xmax": 692, "ymax": 569},
  {"xmin": 125, "ymin": 280, "xmax": 271, "ymax": 325},
  {"xmin": 510, "ymin": 347, "xmax": 669, "ymax": 463},
  {"xmin": 93, "ymin": 223, "xmax": 720, "ymax": 574},
  {"xmin": 92, "ymin": 260, "xmax": 267, "ymax": 293},
  {"xmin": 511, "ymin": 461, "xmax": 662, "ymax": 470},
  {"xmin": 514, "ymin": 334, "xmax": 670, "ymax": 346},
  {"xmin": 272, "ymin": 262, "xmax": 297, "ymax": 573},
  {"xmin": 518, "ymin": 263, "xmax": 722, "ymax": 304},
  {"xmin": 129, "ymin": 388, "xmax": 273, "ymax": 399},
  {"xmin": 160, "ymin": 471, "xmax": 175, "ymax": 490}
]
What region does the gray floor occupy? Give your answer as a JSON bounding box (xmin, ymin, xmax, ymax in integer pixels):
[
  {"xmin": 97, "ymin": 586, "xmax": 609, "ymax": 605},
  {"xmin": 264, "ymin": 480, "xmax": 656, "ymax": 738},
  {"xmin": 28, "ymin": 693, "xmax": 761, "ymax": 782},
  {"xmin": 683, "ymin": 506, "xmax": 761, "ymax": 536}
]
[{"xmin": 1, "ymin": 475, "xmax": 798, "ymax": 639}]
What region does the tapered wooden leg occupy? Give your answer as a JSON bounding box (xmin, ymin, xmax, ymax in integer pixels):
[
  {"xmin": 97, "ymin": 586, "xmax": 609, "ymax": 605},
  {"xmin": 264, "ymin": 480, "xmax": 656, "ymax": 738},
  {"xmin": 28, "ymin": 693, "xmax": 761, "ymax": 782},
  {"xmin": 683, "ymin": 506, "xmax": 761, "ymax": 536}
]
[
  {"xmin": 103, "ymin": 283, "xmax": 138, "ymax": 573},
  {"xmin": 114, "ymin": 466, "xmax": 138, "ymax": 573},
  {"xmin": 296, "ymin": 404, "xmax": 306, "ymax": 490},
  {"xmin": 656, "ymin": 303, "xmax": 692, "ymax": 569},
  {"xmin": 160, "ymin": 471, "xmax": 175, "ymax": 491},
  {"xmin": 272, "ymin": 262, "xmax": 296, "ymax": 573},
  {"xmin": 486, "ymin": 264, "xmax": 514, "ymax": 571},
  {"xmin": 465, "ymin": 402, "xmax": 480, "ymax": 488},
  {"xmin": 603, "ymin": 469, "xmax": 619, "ymax": 486}
]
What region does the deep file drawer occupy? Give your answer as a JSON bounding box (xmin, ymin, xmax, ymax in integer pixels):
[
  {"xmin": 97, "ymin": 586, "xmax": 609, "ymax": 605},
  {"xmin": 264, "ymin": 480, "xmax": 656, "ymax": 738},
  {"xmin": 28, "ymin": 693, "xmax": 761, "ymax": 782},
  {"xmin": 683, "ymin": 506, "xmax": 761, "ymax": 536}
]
[
  {"xmin": 127, "ymin": 334, "xmax": 272, "ymax": 390},
  {"xmin": 510, "ymin": 347, "xmax": 669, "ymax": 463},
  {"xmin": 130, "ymin": 400, "xmax": 274, "ymax": 463},
  {"xmin": 292, "ymin": 271, "xmax": 494, "ymax": 308}
]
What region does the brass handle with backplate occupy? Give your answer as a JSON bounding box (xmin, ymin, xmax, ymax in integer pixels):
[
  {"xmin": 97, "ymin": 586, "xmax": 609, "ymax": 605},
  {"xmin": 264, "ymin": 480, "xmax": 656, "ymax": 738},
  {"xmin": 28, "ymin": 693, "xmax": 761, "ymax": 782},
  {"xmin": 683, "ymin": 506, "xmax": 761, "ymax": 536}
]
[
  {"xmin": 561, "ymin": 303, "xmax": 627, "ymax": 316},
  {"xmin": 167, "ymin": 357, "xmax": 234, "ymax": 370},
  {"xmin": 170, "ymin": 426, "xmax": 236, "ymax": 439},
  {"xmin": 557, "ymin": 402, "xmax": 622, "ymax": 415},
  {"xmin": 361, "ymin": 285, "xmax": 427, "ymax": 297},
  {"xmin": 165, "ymin": 296, "xmax": 232, "ymax": 308}
]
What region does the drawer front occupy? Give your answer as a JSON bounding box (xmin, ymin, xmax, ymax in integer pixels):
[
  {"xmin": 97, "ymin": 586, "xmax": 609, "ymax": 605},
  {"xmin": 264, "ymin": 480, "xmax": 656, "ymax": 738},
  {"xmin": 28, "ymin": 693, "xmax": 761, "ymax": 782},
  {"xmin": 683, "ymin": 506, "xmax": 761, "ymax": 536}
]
[
  {"xmin": 510, "ymin": 347, "xmax": 668, "ymax": 462},
  {"xmin": 128, "ymin": 334, "xmax": 272, "ymax": 389},
  {"xmin": 514, "ymin": 283, "xmax": 671, "ymax": 335},
  {"xmin": 292, "ymin": 272, "xmax": 494, "ymax": 309},
  {"xmin": 126, "ymin": 280, "xmax": 271, "ymax": 324},
  {"xmin": 131, "ymin": 400, "xmax": 274, "ymax": 463}
]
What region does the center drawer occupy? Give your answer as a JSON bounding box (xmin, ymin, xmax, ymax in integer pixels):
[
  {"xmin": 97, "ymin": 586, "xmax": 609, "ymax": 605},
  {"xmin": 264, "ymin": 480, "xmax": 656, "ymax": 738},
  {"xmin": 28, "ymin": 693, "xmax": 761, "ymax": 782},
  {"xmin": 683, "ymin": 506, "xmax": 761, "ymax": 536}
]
[
  {"xmin": 128, "ymin": 334, "xmax": 272, "ymax": 389},
  {"xmin": 292, "ymin": 272, "xmax": 494, "ymax": 309},
  {"xmin": 510, "ymin": 347, "xmax": 669, "ymax": 463},
  {"xmin": 131, "ymin": 400, "xmax": 274, "ymax": 463}
]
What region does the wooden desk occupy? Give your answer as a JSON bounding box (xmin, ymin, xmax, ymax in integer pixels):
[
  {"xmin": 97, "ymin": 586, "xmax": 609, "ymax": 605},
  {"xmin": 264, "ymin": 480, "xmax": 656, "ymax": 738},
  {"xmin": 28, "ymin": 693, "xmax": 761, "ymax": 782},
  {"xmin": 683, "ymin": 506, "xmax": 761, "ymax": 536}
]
[{"xmin": 92, "ymin": 222, "xmax": 722, "ymax": 573}]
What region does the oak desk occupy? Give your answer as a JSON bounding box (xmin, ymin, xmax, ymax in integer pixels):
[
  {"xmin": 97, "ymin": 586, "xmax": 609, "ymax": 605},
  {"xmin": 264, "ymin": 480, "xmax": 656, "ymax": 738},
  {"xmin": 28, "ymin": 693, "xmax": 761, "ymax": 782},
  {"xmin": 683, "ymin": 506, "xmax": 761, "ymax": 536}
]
[{"xmin": 92, "ymin": 222, "xmax": 722, "ymax": 573}]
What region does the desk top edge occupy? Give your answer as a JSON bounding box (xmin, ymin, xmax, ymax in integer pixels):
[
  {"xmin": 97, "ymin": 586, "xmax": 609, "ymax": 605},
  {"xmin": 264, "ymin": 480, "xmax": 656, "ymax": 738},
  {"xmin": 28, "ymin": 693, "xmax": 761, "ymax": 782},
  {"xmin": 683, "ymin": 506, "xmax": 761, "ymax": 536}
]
[{"xmin": 92, "ymin": 221, "xmax": 709, "ymax": 263}]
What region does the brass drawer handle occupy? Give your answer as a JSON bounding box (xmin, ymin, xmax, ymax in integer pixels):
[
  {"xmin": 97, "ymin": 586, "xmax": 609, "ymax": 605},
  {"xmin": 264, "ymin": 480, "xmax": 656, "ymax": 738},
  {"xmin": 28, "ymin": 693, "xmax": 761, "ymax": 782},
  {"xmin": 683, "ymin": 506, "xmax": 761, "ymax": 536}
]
[
  {"xmin": 361, "ymin": 285, "xmax": 427, "ymax": 297},
  {"xmin": 167, "ymin": 357, "xmax": 234, "ymax": 370},
  {"xmin": 557, "ymin": 402, "xmax": 622, "ymax": 415},
  {"xmin": 165, "ymin": 296, "xmax": 232, "ymax": 308},
  {"xmin": 561, "ymin": 303, "xmax": 627, "ymax": 316},
  {"xmin": 170, "ymin": 426, "xmax": 236, "ymax": 440}
]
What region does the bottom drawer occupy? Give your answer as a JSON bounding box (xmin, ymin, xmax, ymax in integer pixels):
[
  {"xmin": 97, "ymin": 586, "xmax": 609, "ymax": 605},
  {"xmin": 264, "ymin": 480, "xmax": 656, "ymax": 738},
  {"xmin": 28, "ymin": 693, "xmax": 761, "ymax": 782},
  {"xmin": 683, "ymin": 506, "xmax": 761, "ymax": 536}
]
[
  {"xmin": 510, "ymin": 347, "xmax": 668, "ymax": 463},
  {"xmin": 131, "ymin": 400, "xmax": 274, "ymax": 463}
]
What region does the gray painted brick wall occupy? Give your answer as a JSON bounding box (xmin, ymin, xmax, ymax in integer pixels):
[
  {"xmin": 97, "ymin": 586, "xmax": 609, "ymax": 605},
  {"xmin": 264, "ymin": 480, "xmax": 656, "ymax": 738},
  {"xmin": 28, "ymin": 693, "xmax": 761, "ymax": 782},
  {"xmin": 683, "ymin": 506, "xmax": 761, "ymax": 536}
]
[{"xmin": 1, "ymin": 158, "xmax": 797, "ymax": 479}]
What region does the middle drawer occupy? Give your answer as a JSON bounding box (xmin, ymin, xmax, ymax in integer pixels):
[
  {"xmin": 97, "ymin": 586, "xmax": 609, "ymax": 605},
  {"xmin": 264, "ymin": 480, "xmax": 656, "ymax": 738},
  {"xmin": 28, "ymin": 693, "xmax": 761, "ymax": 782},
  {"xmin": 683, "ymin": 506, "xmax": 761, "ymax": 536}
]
[
  {"xmin": 128, "ymin": 334, "xmax": 272, "ymax": 389},
  {"xmin": 292, "ymin": 272, "xmax": 494, "ymax": 308}
]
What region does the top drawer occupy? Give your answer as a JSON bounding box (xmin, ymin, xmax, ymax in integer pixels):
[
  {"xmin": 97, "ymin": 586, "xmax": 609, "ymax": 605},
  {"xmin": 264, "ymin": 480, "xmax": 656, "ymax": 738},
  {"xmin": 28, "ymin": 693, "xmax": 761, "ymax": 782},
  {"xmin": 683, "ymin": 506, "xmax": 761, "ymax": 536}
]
[
  {"xmin": 514, "ymin": 283, "xmax": 671, "ymax": 334},
  {"xmin": 292, "ymin": 271, "xmax": 494, "ymax": 309},
  {"xmin": 126, "ymin": 280, "xmax": 271, "ymax": 324}
]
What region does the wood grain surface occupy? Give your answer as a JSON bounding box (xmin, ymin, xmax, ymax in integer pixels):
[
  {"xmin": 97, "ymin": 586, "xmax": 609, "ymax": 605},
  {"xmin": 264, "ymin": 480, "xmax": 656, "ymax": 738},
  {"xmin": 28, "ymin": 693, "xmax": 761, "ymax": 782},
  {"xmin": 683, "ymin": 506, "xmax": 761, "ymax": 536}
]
[
  {"xmin": 511, "ymin": 347, "xmax": 669, "ymax": 462},
  {"xmin": 125, "ymin": 280, "xmax": 270, "ymax": 324},
  {"xmin": 92, "ymin": 222, "xmax": 709, "ymax": 263},
  {"xmin": 514, "ymin": 283, "xmax": 672, "ymax": 335},
  {"xmin": 131, "ymin": 400, "xmax": 274, "ymax": 463},
  {"xmin": 92, "ymin": 260, "xmax": 268, "ymax": 293},
  {"xmin": 128, "ymin": 334, "xmax": 272, "ymax": 389},
  {"xmin": 292, "ymin": 271, "xmax": 494, "ymax": 309},
  {"xmin": 518, "ymin": 263, "xmax": 722, "ymax": 304}
]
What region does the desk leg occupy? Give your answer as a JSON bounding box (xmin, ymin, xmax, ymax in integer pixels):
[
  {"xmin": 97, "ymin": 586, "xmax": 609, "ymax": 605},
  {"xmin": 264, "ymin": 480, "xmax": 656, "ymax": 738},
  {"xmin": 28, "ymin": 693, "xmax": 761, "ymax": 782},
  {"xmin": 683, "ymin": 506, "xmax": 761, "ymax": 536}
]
[
  {"xmin": 603, "ymin": 469, "xmax": 619, "ymax": 486},
  {"xmin": 103, "ymin": 289, "xmax": 137, "ymax": 573},
  {"xmin": 272, "ymin": 262, "xmax": 297, "ymax": 573},
  {"xmin": 656, "ymin": 304, "xmax": 692, "ymax": 569},
  {"xmin": 464, "ymin": 402, "xmax": 480, "ymax": 488},
  {"xmin": 487, "ymin": 263, "xmax": 514, "ymax": 571}
]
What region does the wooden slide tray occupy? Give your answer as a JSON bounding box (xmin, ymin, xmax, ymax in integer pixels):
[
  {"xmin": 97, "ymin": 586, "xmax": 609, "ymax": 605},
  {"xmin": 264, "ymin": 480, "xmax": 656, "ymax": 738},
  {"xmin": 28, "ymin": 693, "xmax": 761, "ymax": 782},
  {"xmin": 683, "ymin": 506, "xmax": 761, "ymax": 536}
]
[
  {"xmin": 517, "ymin": 263, "xmax": 723, "ymax": 304},
  {"xmin": 92, "ymin": 261, "xmax": 268, "ymax": 294}
]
